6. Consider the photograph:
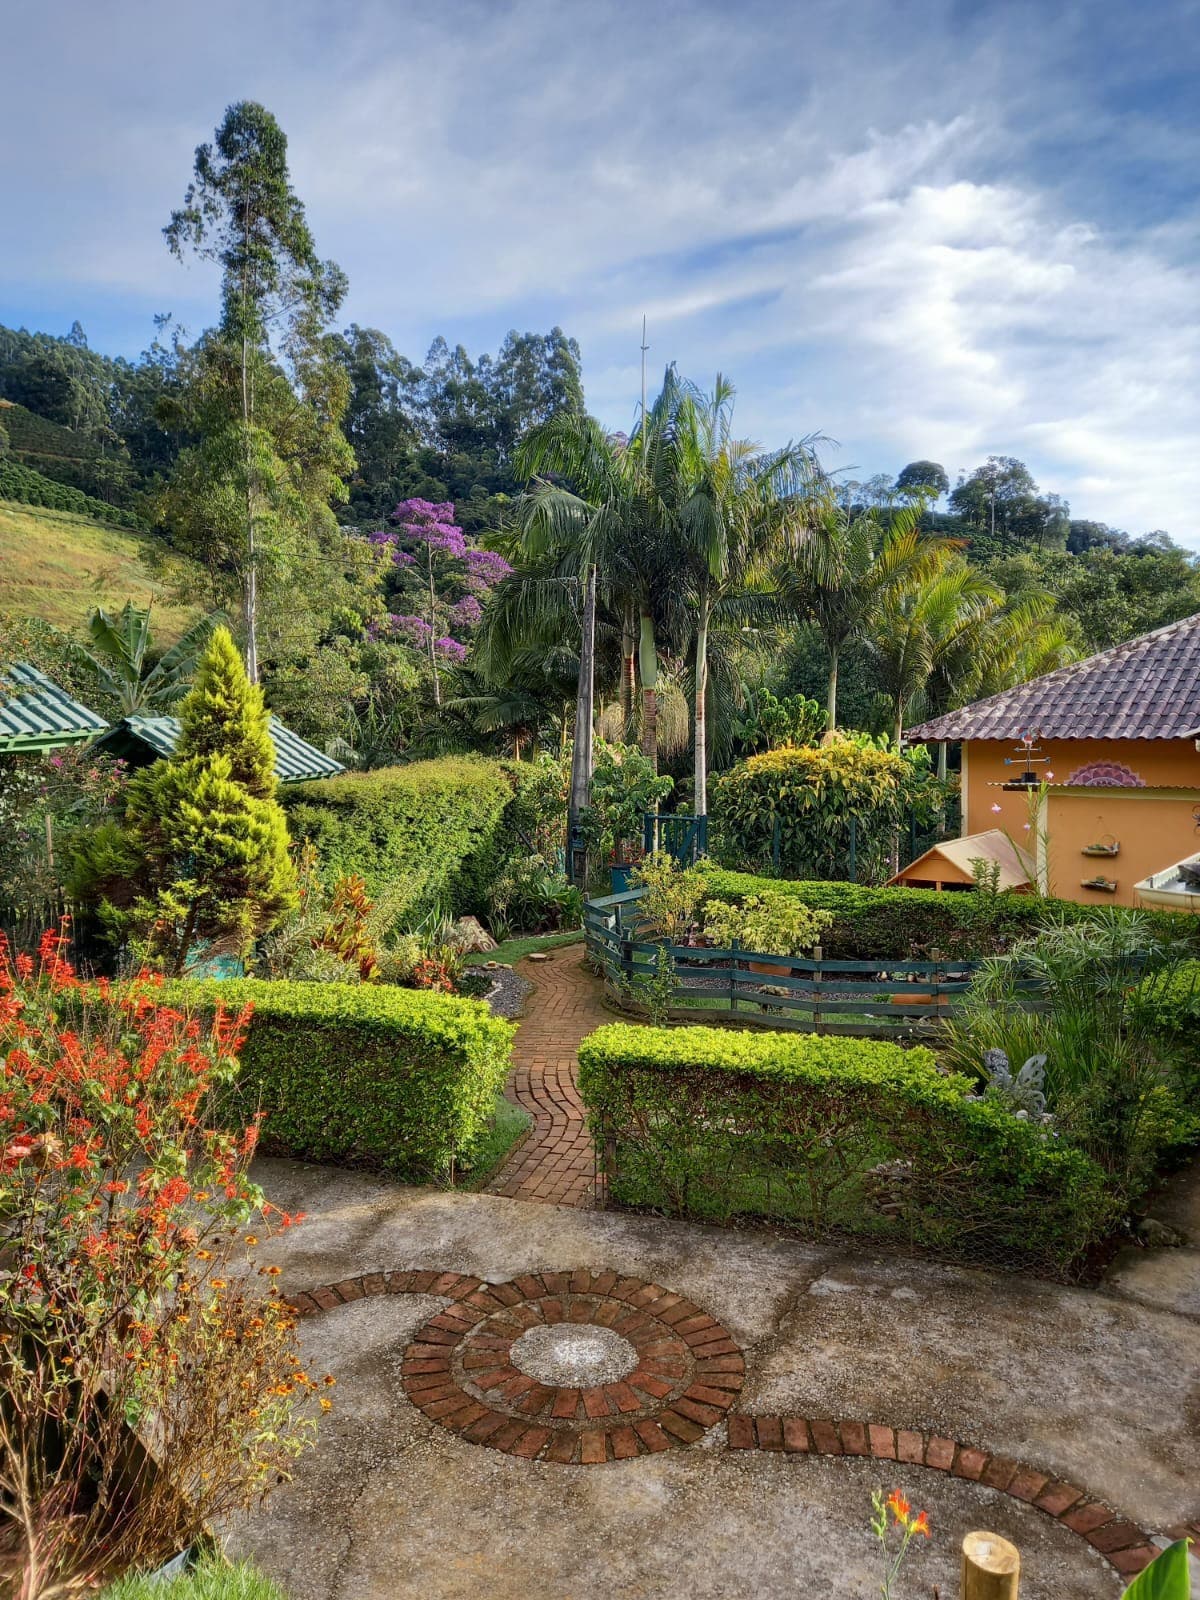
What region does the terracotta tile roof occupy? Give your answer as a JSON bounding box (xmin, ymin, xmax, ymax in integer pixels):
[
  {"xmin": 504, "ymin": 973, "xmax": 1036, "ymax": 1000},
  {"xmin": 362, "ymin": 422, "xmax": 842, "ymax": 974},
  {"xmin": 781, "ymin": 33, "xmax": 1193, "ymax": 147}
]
[{"xmin": 907, "ymin": 611, "xmax": 1200, "ymax": 743}]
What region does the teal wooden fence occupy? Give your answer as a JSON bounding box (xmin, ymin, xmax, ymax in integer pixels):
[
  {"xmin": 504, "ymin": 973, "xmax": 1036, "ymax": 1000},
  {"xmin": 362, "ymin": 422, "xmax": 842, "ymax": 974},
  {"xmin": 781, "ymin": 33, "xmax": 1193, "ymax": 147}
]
[{"xmin": 584, "ymin": 887, "xmax": 1040, "ymax": 1037}]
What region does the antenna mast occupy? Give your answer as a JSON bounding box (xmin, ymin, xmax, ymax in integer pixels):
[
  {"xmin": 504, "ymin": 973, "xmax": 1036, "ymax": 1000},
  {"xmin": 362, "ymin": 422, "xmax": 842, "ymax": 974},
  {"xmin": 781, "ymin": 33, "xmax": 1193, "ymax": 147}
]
[{"xmin": 640, "ymin": 315, "xmax": 649, "ymax": 450}]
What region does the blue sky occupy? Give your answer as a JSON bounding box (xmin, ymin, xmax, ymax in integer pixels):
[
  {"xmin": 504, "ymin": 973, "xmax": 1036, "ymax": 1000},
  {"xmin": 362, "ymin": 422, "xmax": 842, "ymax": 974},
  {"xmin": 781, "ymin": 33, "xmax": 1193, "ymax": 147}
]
[{"xmin": 4, "ymin": 0, "xmax": 1200, "ymax": 543}]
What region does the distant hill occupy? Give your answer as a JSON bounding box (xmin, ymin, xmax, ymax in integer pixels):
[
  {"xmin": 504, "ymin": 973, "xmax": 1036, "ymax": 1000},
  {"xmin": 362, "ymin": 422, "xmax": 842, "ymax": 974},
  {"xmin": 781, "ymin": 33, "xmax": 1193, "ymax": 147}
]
[{"xmin": 0, "ymin": 499, "xmax": 199, "ymax": 641}]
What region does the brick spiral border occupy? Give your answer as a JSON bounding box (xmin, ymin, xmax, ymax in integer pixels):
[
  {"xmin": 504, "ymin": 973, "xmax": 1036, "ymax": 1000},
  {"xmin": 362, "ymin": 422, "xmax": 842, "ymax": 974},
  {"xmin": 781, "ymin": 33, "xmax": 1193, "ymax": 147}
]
[
  {"xmin": 402, "ymin": 1269, "xmax": 743, "ymax": 1464},
  {"xmin": 729, "ymin": 1415, "xmax": 1170, "ymax": 1581},
  {"xmin": 288, "ymin": 1269, "xmax": 1195, "ymax": 1582}
]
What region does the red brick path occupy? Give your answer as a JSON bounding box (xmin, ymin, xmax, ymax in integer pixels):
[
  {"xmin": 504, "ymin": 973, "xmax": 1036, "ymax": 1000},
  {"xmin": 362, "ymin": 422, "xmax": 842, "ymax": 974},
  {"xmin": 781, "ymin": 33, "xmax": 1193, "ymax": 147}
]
[{"xmin": 484, "ymin": 949, "xmax": 607, "ymax": 1206}]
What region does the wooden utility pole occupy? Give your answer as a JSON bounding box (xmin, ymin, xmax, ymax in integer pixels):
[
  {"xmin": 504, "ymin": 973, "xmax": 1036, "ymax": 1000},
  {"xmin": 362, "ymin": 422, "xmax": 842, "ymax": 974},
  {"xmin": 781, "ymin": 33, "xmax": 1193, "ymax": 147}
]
[
  {"xmin": 567, "ymin": 563, "xmax": 597, "ymax": 886},
  {"xmin": 961, "ymin": 1531, "xmax": 1019, "ymax": 1600},
  {"xmin": 640, "ymin": 315, "xmax": 649, "ymax": 451}
]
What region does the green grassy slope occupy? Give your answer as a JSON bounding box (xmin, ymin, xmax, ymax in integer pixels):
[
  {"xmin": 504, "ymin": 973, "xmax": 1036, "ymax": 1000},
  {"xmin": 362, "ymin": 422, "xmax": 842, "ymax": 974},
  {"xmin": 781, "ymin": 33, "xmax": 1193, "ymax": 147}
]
[{"xmin": 0, "ymin": 499, "xmax": 199, "ymax": 640}]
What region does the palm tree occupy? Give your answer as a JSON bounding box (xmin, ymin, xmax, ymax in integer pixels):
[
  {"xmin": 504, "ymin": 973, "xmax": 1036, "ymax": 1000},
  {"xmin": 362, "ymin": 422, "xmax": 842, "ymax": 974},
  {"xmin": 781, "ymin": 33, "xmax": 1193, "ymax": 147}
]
[
  {"xmin": 869, "ymin": 558, "xmax": 999, "ymax": 746},
  {"xmin": 670, "ymin": 375, "xmax": 824, "ymax": 814},
  {"xmin": 872, "ymin": 564, "xmax": 1078, "ymax": 767},
  {"xmin": 508, "ymin": 378, "xmax": 689, "ymax": 772},
  {"xmin": 58, "ymin": 603, "xmax": 220, "ymax": 720},
  {"xmin": 776, "ymin": 503, "xmax": 951, "ymax": 732}
]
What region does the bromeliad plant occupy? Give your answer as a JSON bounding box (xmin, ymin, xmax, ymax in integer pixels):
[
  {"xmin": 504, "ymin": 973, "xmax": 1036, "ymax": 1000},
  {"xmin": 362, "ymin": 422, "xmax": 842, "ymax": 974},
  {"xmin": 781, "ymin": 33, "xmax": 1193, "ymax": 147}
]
[{"xmin": 0, "ymin": 931, "xmax": 331, "ymax": 1598}]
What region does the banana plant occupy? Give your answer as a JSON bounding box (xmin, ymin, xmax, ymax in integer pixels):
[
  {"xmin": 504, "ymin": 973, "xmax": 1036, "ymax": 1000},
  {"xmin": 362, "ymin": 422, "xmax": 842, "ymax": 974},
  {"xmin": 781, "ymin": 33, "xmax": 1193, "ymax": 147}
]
[
  {"xmin": 1125, "ymin": 1540, "xmax": 1192, "ymax": 1598},
  {"xmin": 58, "ymin": 602, "xmax": 221, "ymax": 719}
]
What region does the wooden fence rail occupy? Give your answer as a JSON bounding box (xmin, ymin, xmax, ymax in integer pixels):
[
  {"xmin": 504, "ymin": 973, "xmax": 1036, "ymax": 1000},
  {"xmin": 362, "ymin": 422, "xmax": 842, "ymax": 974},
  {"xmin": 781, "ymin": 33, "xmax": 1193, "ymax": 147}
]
[{"xmin": 584, "ymin": 887, "xmax": 1043, "ymax": 1037}]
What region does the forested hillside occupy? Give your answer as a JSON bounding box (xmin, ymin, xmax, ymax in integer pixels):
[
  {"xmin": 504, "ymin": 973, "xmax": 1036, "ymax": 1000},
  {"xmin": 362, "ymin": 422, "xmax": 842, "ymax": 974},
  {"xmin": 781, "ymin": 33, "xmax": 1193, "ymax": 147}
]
[{"xmin": 2, "ymin": 97, "xmax": 1198, "ymax": 775}]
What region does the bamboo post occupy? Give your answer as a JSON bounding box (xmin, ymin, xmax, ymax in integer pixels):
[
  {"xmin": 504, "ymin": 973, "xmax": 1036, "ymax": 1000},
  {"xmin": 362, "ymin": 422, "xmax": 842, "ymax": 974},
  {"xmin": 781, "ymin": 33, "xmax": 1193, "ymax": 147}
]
[{"xmin": 961, "ymin": 1532, "xmax": 1019, "ymax": 1600}]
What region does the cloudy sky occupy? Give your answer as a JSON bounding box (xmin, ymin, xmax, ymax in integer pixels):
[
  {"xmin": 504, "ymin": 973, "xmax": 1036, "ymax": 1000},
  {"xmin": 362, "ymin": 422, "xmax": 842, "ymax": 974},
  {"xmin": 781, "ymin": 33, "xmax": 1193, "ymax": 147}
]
[{"xmin": 4, "ymin": 0, "xmax": 1199, "ymax": 542}]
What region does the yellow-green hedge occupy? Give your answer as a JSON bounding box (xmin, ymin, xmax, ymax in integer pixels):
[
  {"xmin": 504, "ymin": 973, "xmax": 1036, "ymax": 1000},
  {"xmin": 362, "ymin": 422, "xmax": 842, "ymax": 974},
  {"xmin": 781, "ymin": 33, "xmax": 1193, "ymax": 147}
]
[
  {"xmin": 169, "ymin": 977, "xmax": 514, "ymax": 1179},
  {"xmin": 578, "ymin": 1022, "xmax": 1114, "ymax": 1277}
]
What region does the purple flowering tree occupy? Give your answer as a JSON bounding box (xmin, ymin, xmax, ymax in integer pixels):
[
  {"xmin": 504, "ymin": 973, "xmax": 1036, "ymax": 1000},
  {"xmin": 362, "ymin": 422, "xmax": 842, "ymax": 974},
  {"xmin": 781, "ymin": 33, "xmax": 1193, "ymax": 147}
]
[{"xmin": 367, "ymin": 499, "xmax": 511, "ymax": 705}]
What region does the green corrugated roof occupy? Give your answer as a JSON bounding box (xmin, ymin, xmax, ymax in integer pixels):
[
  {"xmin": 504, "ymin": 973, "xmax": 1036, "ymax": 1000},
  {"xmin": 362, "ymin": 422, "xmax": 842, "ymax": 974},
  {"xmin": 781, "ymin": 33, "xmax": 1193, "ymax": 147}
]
[
  {"xmin": 95, "ymin": 713, "xmax": 345, "ymax": 784},
  {"xmin": 0, "ymin": 662, "xmax": 107, "ymax": 751}
]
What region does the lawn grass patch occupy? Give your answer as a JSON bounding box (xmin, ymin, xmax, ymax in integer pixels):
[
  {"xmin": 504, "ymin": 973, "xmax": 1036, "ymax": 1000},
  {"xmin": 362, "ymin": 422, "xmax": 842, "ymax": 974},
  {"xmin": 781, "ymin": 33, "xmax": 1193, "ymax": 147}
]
[
  {"xmin": 0, "ymin": 499, "xmax": 199, "ymax": 639},
  {"xmin": 467, "ymin": 929, "xmax": 583, "ymax": 966},
  {"xmin": 457, "ymin": 1091, "xmax": 532, "ymax": 1187}
]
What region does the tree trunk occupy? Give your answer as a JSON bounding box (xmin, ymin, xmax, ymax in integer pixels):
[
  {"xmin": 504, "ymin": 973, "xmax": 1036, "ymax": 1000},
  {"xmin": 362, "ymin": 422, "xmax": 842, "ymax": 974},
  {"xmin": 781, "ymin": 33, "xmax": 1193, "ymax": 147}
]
[
  {"xmin": 567, "ymin": 564, "xmax": 597, "ymax": 884},
  {"xmin": 825, "ymin": 644, "xmax": 839, "ymax": 733},
  {"xmin": 937, "ymin": 740, "xmax": 948, "ymax": 781},
  {"xmin": 693, "ymin": 588, "xmax": 711, "ymax": 817},
  {"xmin": 241, "ymin": 328, "xmax": 259, "ymax": 685},
  {"xmin": 638, "ymin": 610, "xmax": 659, "ymax": 772},
  {"xmin": 619, "ymin": 601, "xmax": 637, "ymax": 739},
  {"xmin": 426, "ymin": 548, "xmax": 441, "ymax": 707}
]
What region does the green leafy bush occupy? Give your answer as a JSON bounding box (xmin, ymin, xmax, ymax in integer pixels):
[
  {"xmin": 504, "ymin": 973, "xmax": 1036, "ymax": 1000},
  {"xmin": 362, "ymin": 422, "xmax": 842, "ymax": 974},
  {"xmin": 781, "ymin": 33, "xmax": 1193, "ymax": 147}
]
[
  {"xmin": 578, "ymin": 1022, "xmax": 1114, "ymax": 1276},
  {"xmin": 1132, "ymin": 960, "xmax": 1200, "ymax": 1058},
  {"xmin": 710, "ymin": 739, "xmax": 949, "ymax": 885},
  {"xmin": 0, "ymin": 457, "xmax": 144, "ymax": 528},
  {"xmin": 702, "ymin": 891, "xmax": 834, "ymax": 956},
  {"xmin": 942, "ymin": 913, "xmax": 1199, "ymax": 1204},
  {"xmin": 168, "ymin": 977, "xmax": 514, "ymax": 1179},
  {"xmin": 282, "ymin": 757, "xmax": 513, "ymax": 919},
  {"xmin": 696, "ymin": 864, "xmax": 1200, "ymax": 960}
]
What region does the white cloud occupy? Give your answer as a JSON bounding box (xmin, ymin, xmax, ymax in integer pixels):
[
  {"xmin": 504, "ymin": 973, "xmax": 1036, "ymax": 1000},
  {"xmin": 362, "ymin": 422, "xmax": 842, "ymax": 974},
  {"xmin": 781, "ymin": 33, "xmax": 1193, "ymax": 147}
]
[{"xmin": 1, "ymin": 0, "xmax": 1198, "ymax": 543}]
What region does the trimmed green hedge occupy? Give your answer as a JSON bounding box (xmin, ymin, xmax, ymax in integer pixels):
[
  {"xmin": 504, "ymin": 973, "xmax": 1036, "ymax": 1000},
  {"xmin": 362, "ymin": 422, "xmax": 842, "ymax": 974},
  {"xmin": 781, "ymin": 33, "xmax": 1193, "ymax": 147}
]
[
  {"xmin": 168, "ymin": 977, "xmax": 514, "ymax": 1179},
  {"xmin": 696, "ymin": 864, "xmax": 1200, "ymax": 960},
  {"xmin": 0, "ymin": 458, "xmax": 144, "ymax": 529},
  {"xmin": 281, "ymin": 757, "xmax": 514, "ymax": 916},
  {"xmin": 578, "ymin": 1022, "xmax": 1115, "ymax": 1277}
]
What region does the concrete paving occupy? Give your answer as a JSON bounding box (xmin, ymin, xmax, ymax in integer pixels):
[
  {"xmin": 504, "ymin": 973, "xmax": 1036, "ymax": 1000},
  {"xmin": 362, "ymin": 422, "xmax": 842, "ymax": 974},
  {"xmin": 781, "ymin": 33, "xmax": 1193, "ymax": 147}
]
[{"xmin": 220, "ymin": 1160, "xmax": 1200, "ymax": 1599}]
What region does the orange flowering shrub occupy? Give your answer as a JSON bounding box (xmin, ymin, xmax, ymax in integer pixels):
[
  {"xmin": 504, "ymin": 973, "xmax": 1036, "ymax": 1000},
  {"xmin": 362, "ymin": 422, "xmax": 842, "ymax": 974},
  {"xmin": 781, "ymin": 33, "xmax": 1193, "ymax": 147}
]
[{"xmin": 0, "ymin": 930, "xmax": 330, "ymax": 1598}]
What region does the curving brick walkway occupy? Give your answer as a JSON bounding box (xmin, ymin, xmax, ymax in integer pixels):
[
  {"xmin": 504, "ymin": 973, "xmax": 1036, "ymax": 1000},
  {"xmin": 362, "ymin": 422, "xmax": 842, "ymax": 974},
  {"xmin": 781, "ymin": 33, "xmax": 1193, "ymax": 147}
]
[{"xmin": 484, "ymin": 948, "xmax": 606, "ymax": 1207}]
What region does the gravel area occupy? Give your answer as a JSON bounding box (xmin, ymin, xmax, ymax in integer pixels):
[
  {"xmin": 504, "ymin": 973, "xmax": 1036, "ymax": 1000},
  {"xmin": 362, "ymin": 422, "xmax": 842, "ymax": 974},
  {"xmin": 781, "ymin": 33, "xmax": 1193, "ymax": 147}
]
[{"xmin": 472, "ymin": 961, "xmax": 534, "ymax": 1018}]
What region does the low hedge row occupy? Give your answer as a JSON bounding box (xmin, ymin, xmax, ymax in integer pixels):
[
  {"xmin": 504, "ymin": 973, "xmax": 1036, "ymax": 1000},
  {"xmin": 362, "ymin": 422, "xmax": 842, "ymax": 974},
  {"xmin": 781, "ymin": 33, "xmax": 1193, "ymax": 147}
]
[
  {"xmin": 696, "ymin": 864, "xmax": 1200, "ymax": 960},
  {"xmin": 168, "ymin": 977, "xmax": 514, "ymax": 1180},
  {"xmin": 282, "ymin": 757, "xmax": 514, "ymax": 916},
  {"xmin": 577, "ymin": 1022, "xmax": 1115, "ymax": 1277},
  {"xmin": 0, "ymin": 459, "xmax": 145, "ymax": 529}
]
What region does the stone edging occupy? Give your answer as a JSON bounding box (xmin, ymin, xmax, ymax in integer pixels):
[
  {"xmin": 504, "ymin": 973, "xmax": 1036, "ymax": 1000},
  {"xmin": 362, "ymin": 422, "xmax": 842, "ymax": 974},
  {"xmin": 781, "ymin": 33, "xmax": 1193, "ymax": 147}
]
[{"xmin": 288, "ymin": 1269, "xmax": 1194, "ymax": 1584}]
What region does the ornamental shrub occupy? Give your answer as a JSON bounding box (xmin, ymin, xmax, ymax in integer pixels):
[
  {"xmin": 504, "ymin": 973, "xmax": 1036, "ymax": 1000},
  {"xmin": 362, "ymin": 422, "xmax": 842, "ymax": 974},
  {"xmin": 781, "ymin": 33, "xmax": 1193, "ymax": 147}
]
[
  {"xmin": 577, "ymin": 1022, "xmax": 1114, "ymax": 1277},
  {"xmin": 710, "ymin": 740, "xmax": 942, "ymax": 885},
  {"xmin": 175, "ymin": 625, "xmax": 277, "ymax": 799},
  {"xmin": 282, "ymin": 757, "xmax": 514, "ymax": 918},
  {"xmin": 0, "ymin": 932, "xmax": 327, "ymax": 1595},
  {"xmin": 168, "ymin": 976, "xmax": 515, "ymax": 1178},
  {"xmin": 695, "ymin": 865, "xmax": 1200, "ymax": 960}
]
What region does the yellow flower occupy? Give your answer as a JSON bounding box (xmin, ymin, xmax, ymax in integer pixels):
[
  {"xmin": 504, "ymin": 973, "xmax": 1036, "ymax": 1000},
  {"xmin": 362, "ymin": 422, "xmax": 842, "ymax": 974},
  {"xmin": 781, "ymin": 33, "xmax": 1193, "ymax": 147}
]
[{"xmin": 319, "ymin": 1397, "xmax": 333, "ymax": 1412}]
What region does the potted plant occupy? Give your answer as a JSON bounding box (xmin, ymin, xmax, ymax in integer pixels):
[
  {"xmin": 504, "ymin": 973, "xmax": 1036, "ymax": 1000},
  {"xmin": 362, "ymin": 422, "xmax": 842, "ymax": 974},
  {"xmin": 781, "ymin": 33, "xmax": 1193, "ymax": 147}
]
[{"xmin": 702, "ymin": 892, "xmax": 833, "ymax": 976}]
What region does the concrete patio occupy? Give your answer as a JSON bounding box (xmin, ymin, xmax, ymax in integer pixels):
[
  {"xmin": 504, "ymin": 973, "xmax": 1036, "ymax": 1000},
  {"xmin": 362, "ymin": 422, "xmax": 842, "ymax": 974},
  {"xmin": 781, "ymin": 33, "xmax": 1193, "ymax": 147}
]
[{"xmin": 220, "ymin": 1159, "xmax": 1200, "ymax": 1599}]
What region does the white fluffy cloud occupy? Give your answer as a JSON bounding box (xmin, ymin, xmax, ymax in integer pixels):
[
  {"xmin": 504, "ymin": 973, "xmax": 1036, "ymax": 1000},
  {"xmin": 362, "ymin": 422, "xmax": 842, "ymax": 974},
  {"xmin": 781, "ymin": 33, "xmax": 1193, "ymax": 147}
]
[{"xmin": 2, "ymin": 0, "xmax": 1198, "ymax": 542}]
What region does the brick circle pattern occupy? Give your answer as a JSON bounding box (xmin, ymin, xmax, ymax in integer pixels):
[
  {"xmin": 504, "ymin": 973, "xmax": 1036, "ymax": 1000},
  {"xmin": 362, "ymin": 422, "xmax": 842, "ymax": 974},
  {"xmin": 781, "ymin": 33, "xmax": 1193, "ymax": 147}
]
[
  {"xmin": 401, "ymin": 1268, "xmax": 744, "ymax": 1464},
  {"xmin": 287, "ymin": 1268, "xmax": 1196, "ymax": 1580}
]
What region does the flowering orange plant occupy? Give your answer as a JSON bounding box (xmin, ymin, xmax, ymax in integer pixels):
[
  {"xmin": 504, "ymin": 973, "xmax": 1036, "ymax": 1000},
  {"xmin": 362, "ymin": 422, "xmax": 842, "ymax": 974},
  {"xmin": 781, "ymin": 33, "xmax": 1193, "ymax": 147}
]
[
  {"xmin": 870, "ymin": 1487, "xmax": 932, "ymax": 1597},
  {"xmin": 0, "ymin": 930, "xmax": 330, "ymax": 1598}
]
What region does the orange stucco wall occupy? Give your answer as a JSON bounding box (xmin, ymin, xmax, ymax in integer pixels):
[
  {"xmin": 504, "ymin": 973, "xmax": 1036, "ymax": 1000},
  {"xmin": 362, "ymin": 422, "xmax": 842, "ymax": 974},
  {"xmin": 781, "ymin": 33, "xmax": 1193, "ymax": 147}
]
[{"xmin": 961, "ymin": 738, "xmax": 1200, "ymax": 907}]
